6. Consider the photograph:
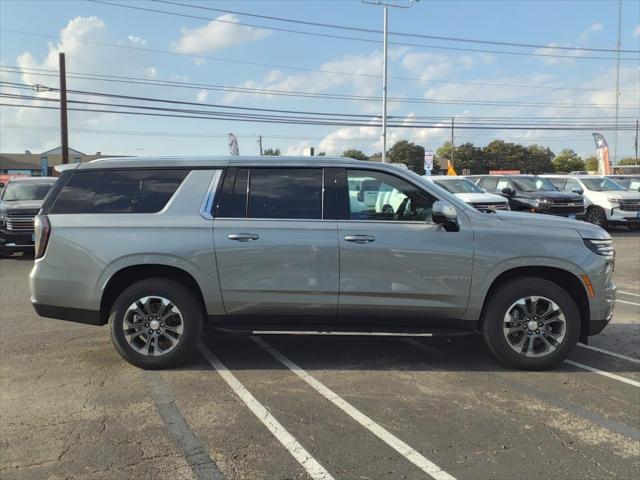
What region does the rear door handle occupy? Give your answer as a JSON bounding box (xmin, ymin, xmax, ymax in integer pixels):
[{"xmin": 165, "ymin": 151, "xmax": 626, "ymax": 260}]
[
  {"xmin": 228, "ymin": 233, "xmax": 259, "ymax": 242},
  {"xmin": 344, "ymin": 234, "xmax": 375, "ymax": 244}
]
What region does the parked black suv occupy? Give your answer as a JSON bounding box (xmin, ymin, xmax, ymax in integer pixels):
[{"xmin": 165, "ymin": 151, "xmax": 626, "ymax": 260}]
[
  {"xmin": 467, "ymin": 175, "xmax": 585, "ymax": 218},
  {"xmin": 0, "ymin": 177, "xmax": 57, "ymax": 256}
]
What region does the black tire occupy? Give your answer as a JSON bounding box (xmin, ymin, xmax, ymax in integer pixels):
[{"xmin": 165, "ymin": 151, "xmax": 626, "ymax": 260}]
[
  {"xmin": 109, "ymin": 277, "xmax": 204, "ymax": 369},
  {"xmin": 585, "ymin": 207, "xmax": 608, "ymax": 229},
  {"xmin": 482, "ymin": 277, "xmax": 580, "ymax": 370}
]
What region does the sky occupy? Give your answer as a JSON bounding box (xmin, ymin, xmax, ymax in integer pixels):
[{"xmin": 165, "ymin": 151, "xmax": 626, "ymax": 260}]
[{"xmin": 0, "ymin": 0, "xmax": 639, "ymax": 161}]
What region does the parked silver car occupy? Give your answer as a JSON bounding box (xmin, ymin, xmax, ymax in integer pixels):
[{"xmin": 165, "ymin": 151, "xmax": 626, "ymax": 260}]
[{"xmin": 30, "ymin": 157, "xmax": 616, "ymax": 370}]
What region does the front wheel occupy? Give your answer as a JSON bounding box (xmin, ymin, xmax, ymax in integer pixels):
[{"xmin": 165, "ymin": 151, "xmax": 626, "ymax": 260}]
[
  {"xmin": 586, "ymin": 207, "xmax": 608, "ymax": 229},
  {"xmin": 482, "ymin": 277, "xmax": 580, "ymax": 370},
  {"xmin": 109, "ymin": 278, "xmax": 204, "ymax": 369}
]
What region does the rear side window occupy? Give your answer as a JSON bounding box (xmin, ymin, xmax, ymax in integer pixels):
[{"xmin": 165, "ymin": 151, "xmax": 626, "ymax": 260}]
[
  {"xmin": 216, "ymin": 168, "xmax": 325, "ymax": 219},
  {"xmin": 49, "ymin": 169, "xmax": 188, "ymax": 214}
]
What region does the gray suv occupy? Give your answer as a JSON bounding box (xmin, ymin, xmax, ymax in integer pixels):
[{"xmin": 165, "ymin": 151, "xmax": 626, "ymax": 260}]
[{"xmin": 30, "ymin": 157, "xmax": 616, "ymax": 370}]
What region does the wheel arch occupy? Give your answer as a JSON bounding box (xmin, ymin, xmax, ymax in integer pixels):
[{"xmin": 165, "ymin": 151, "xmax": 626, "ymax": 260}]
[
  {"xmin": 100, "ymin": 264, "xmax": 207, "ymax": 325},
  {"xmin": 479, "ymin": 266, "xmax": 590, "ymax": 342}
]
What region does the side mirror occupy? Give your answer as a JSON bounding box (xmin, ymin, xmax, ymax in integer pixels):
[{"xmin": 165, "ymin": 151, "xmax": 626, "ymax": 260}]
[
  {"xmin": 501, "ymin": 187, "xmax": 514, "ymax": 196},
  {"xmin": 572, "ymin": 187, "xmax": 584, "ymax": 195},
  {"xmin": 432, "ymin": 201, "xmax": 459, "ymax": 232}
]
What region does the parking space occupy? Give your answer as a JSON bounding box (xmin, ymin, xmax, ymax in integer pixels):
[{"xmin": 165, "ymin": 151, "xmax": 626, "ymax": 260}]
[{"xmin": 1, "ymin": 230, "xmax": 638, "ymax": 479}]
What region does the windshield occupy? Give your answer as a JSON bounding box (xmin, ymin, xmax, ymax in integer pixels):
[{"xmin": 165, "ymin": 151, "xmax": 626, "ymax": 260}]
[
  {"xmin": 581, "ymin": 178, "xmax": 624, "ymax": 192},
  {"xmin": 434, "ymin": 178, "xmax": 483, "ymax": 194},
  {"xmin": 1, "ymin": 181, "xmax": 55, "ymax": 201},
  {"xmin": 511, "ymin": 177, "xmax": 558, "ymax": 192}
]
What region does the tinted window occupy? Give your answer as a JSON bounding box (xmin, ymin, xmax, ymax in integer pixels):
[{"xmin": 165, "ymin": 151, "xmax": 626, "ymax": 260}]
[
  {"xmin": 563, "ymin": 178, "xmax": 582, "ymax": 191},
  {"xmin": 50, "ymin": 169, "xmax": 188, "ymax": 214},
  {"xmin": 511, "ymin": 177, "xmax": 558, "ymax": 192},
  {"xmin": 345, "ymin": 169, "xmax": 435, "ymax": 221},
  {"xmin": 481, "ymin": 177, "xmax": 498, "ymax": 191},
  {"xmin": 247, "ymin": 168, "xmax": 323, "ymax": 219},
  {"xmin": 216, "ymin": 168, "xmax": 249, "ymax": 218}
]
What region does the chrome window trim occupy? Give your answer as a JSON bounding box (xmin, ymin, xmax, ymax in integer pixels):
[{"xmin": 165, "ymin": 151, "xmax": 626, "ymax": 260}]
[{"xmin": 200, "ymin": 169, "xmax": 222, "ymax": 220}]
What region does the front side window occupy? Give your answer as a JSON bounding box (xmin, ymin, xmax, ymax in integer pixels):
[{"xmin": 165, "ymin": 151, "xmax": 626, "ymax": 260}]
[
  {"xmin": 435, "ymin": 178, "xmax": 483, "ymax": 194},
  {"xmin": 247, "ymin": 168, "xmax": 323, "ymax": 219},
  {"xmin": 50, "ymin": 169, "xmax": 188, "ymax": 214},
  {"xmin": 1, "ymin": 181, "xmax": 56, "ymax": 201},
  {"xmin": 481, "ymin": 177, "xmax": 499, "ymax": 192},
  {"xmin": 511, "ymin": 177, "xmax": 558, "ymax": 192},
  {"xmin": 547, "ymin": 178, "xmax": 566, "ymax": 190},
  {"xmin": 345, "ymin": 169, "xmax": 434, "ymax": 221}
]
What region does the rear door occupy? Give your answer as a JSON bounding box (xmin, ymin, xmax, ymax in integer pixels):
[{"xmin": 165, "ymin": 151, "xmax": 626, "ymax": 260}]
[
  {"xmin": 213, "ymin": 166, "xmax": 339, "ymax": 317},
  {"xmin": 336, "ymin": 167, "xmax": 474, "ymax": 320}
]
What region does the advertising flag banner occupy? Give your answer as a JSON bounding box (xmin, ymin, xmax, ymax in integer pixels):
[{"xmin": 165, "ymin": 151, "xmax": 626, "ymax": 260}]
[
  {"xmin": 424, "ymin": 150, "xmax": 434, "ymax": 175},
  {"xmin": 228, "ymin": 133, "xmax": 240, "ymax": 156},
  {"xmin": 446, "ymin": 160, "xmax": 457, "ymax": 176},
  {"xmin": 592, "ymin": 133, "xmax": 611, "ymax": 175}
]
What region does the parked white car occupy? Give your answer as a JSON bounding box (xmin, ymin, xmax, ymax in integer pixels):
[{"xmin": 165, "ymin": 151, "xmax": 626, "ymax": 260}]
[
  {"xmin": 424, "ymin": 176, "xmax": 509, "ymax": 212},
  {"xmin": 542, "ymin": 175, "xmax": 640, "ymax": 228}
]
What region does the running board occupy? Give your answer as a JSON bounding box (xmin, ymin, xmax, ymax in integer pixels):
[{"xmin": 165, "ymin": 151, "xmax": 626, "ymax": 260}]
[{"xmin": 212, "ymin": 326, "xmax": 474, "ymax": 338}]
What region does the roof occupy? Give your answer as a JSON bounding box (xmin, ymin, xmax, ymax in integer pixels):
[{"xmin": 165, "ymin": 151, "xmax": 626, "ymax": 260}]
[
  {"xmin": 80, "ymin": 155, "xmax": 375, "ymax": 170},
  {"xmin": 41, "ymin": 146, "xmax": 86, "ymax": 156},
  {"xmin": 5, "ymin": 176, "xmax": 57, "ymax": 183}
]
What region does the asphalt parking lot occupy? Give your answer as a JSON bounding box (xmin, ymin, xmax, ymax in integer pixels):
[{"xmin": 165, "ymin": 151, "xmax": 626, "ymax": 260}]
[{"xmin": 1, "ymin": 230, "xmax": 638, "ymax": 480}]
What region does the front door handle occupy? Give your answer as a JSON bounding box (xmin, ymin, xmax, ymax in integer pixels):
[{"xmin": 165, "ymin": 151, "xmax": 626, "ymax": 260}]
[
  {"xmin": 344, "ymin": 234, "xmax": 375, "ymax": 244},
  {"xmin": 228, "ymin": 233, "xmax": 259, "ymax": 242}
]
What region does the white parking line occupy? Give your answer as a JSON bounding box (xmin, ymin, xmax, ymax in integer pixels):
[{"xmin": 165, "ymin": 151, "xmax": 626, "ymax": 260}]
[
  {"xmin": 618, "ymin": 291, "xmax": 640, "ymax": 297},
  {"xmin": 198, "ymin": 344, "xmax": 334, "ymax": 480},
  {"xmin": 252, "ymin": 337, "xmax": 457, "ymax": 480},
  {"xmin": 564, "ymin": 359, "xmax": 640, "ymax": 388},
  {"xmin": 616, "ymin": 299, "xmax": 640, "ymax": 306},
  {"xmin": 578, "ymin": 343, "xmax": 640, "ymax": 364}
]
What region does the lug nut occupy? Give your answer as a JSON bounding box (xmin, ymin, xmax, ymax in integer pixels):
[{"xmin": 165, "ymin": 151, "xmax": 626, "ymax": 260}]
[
  {"xmin": 535, "ymin": 329, "xmax": 540, "ymax": 334},
  {"xmin": 145, "ymin": 323, "xmax": 149, "ymax": 327},
  {"xmin": 527, "ymin": 331, "xmax": 532, "ymax": 335},
  {"xmin": 148, "ymin": 330, "xmax": 152, "ymax": 334},
  {"xmin": 538, "ymin": 322, "xmax": 543, "ymax": 327}
]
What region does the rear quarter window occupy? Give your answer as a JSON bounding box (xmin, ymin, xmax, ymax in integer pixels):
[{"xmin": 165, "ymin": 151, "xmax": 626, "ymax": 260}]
[{"xmin": 49, "ymin": 169, "xmax": 188, "ymax": 214}]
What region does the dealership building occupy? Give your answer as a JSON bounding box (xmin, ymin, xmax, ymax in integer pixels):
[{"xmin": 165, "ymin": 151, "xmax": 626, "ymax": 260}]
[{"xmin": 0, "ymin": 147, "xmax": 111, "ymax": 177}]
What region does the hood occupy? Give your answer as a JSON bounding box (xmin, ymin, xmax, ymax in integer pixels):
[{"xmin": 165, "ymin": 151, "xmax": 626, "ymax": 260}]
[
  {"xmin": 0, "ymin": 199, "xmax": 44, "ymax": 212},
  {"xmin": 518, "ymin": 190, "xmax": 582, "ymax": 201},
  {"xmin": 596, "ymin": 190, "xmax": 640, "ymax": 201},
  {"xmin": 455, "ymin": 192, "xmax": 508, "ymax": 203},
  {"xmin": 494, "ymin": 210, "xmax": 609, "ymax": 240}
]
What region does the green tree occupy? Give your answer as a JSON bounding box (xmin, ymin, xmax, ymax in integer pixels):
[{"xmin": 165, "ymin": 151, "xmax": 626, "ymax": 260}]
[
  {"xmin": 316, "ymin": 151, "xmax": 326, "ymax": 156},
  {"xmin": 552, "ymin": 149, "xmax": 584, "ymax": 173},
  {"xmin": 388, "ymin": 140, "xmax": 425, "ymax": 174},
  {"xmin": 618, "ymin": 157, "xmax": 638, "ymax": 165},
  {"xmin": 342, "ymin": 149, "xmax": 369, "ymax": 161},
  {"xmin": 437, "ymin": 142, "xmax": 485, "ymax": 174},
  {"xmin": 584, "ymin": 155, "xmax": 599, "ymax": 171},
  {"xmin": 525, "ymin": 144, "xmax": 555, "ymax": 174},
  {"xmin": 262, "ymin": 148, "xmax": 281, "ymax": 156}
]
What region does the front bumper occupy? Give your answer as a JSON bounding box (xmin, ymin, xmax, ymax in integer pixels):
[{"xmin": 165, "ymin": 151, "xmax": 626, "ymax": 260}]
[
  {"xmin": 0, "ymin": 229, "xmax": 34, "ymax": 250},
  {"xmin": 607, "ymin": 208, "xmax": 640, "ymax": 225},
  {"xmin": 588, "ymin": 314, "xmax": 614, "ymax": 336}
]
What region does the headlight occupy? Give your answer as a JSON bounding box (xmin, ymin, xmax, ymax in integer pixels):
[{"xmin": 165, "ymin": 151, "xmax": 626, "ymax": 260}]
[
  {"xmin": 583, "ymin": 238, "xmax": 614, "ymax": 257},
  {"xmin": 606, "ymin": 197, "xmax": 620, "ymax": 206}
]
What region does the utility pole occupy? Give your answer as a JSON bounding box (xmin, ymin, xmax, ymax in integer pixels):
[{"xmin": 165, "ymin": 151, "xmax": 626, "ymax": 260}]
[
  {"xmin": 613, "ymin": 0, "xmax": 622, "ymax": 166},
  {"xmin": 450, "ymin": 117, "xmax": 455, "ymax": 167},
  {"xmin": 635, "ymin": 119, "xmax": 638, "ymax": 164},
  {"xmin": 59, "ymin": 52, "xmax": 69, "ymax": 165},
  {"xmin": 257, "ymin": 135, "xmax": 263, "ymax": 155},
  {"xmin": 362, "ymin": 0, "xmax": 418, "ymax": 163}
]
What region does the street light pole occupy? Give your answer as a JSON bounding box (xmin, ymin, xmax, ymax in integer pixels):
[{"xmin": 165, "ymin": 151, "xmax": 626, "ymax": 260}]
[
  {"xmin": 382, "ymin": 5, "xmax": 388, "ymax": 163},
  {"xmin": 362, "ymin": 0, "xmax": 418, "ymax": 163}
]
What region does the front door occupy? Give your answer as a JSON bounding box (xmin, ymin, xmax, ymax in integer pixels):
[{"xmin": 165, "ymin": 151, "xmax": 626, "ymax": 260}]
[
  {"xmin": 213, "ymin": 167, "xmax": 339, "ymax": 317},
  {"xmin": 337, "ymin": 168, "xmax": 474, "ymax": 320}
]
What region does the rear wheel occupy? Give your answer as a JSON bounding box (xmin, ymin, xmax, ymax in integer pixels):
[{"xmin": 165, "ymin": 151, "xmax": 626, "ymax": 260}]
[
  {"xmin": 109, "ymin": 278, "xmax": 203, "ymax": 369},
  {"xmin": 586, "ymin": 207, "xmax": 608, "ymax": 229},
  {"xmin": 482, "ymin": 277, "xmax": 580, "ymax": 370}
]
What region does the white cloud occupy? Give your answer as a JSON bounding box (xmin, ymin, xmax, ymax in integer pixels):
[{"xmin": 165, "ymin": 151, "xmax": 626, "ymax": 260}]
[
  {"xmin": 579, "ymin": 22, "xmax": 603, "ymax": 41},
  {"xmin": 144, "ymin": 66, "xmax": 157, "ymax": 78},
  {"xmin": 534, "ymin": 43, "xmax": 587, "ymax": 66},
  {"xmin": 196, "ymin": 89, "xmax": 208, "ymax": 103},
  {"xmin": 286, "ymin": 141, "xmax": 312, "ymax": 156},
  {"xmin": 172, "ymin": 14, "xmax": 270, "ymax": 54},
  {"xmin": 1, "ymin": 16, "xmax": 162, "ymax": 152},
  {"xmin": 127, "ymin": 35, "xmax": 146, "ymax": 46},
  {"xmin": 634, "ymin": 25, "xmax": 640, "ymax": 38}
]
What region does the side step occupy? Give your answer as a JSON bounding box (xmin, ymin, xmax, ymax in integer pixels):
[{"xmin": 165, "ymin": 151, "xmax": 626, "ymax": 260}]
[{"xmin": 212, "ymin": 325, "xmax": 475, "ymax": 338}]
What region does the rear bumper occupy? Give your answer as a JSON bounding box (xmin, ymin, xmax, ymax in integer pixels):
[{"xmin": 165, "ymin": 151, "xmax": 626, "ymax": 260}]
[{"xmin": 31, "ymin": 301, "xmax": 104, "ymax": 326}]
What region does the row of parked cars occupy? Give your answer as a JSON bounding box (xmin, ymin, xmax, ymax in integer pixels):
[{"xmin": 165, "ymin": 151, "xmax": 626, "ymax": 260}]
[{"xmin": 424, "ymin": 173, "xmax": 640, "ymax": 229}]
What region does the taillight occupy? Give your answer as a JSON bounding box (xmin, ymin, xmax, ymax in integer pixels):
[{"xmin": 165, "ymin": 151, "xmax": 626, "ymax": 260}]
[{"xmin": 34, "ymin": 214, "xmax": 51, "ymax": 259}]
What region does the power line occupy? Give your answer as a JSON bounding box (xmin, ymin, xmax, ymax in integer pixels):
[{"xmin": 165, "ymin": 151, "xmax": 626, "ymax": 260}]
[
  {"xmin": 151, "ymin": 0, "xmax": 640, "ymax": 54},
  {"xmin": 2, "ymin": 97, "xmax": 636, "ymax": 130},
  {"xmin": 4, "ymin": 64, "xmax": 630, "ymax": 99},
  {"xmin": 86, "ymin": 0, "xmax": 638, "ymax": 61}
]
